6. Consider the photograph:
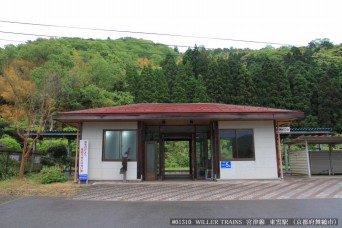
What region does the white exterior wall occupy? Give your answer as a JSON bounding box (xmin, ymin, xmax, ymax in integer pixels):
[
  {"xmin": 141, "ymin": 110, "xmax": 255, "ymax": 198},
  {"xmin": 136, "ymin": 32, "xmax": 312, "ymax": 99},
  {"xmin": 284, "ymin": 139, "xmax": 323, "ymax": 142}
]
[
  {"xmin": 81, "ymin": 122, "xmax": 138, "ymax": 180},
  {"xmin": 218, "ymin": 121, "xmax": 278, "ymax": 179}
]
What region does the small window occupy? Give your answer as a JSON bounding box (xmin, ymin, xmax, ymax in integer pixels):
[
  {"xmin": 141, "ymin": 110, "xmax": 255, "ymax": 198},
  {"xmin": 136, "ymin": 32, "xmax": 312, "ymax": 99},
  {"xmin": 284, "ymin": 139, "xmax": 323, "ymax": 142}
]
[
  {"xmin": 220, "ymin": 129, "xmax": 255, "ymax": 160},
  {"xmin": 103, "ymin": 130, "xmax": 137, "ymax": 161}
]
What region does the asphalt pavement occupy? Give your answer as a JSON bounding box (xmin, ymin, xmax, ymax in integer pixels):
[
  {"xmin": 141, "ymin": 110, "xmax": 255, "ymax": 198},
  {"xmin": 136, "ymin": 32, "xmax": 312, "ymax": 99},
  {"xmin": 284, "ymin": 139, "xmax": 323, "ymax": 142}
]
[{"xmin": 1, "ymin": 197, "xmax": 341, "ymax": 228}]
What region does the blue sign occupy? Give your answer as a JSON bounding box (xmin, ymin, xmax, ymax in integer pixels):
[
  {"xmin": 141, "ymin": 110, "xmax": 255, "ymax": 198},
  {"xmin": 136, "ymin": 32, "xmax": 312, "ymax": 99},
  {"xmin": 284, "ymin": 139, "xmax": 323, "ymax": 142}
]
[
  {"xmin": 221, "ymin": 161, "xmax": 232, "ymax": 168},
  {"xmin": 79, "ymin": 174, "xmax": 88, "ymax": 181}
]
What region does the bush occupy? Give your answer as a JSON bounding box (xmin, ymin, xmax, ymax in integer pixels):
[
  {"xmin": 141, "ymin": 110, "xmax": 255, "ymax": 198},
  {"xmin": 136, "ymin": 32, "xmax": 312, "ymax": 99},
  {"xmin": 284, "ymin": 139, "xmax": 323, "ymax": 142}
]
[
  {"xmin": 0, "ymin": 135, "xmax": 21, "ymax": 179},
  {"xmin": 47, "ymin": 144, "xmax": 68, "ymax": 163},
  {"xmin": 41, "ymin": 144, "xmax": 68, "ymax": 167},
  {"xmin": 40, "ymin": 156, "xmax": 56, "ymax": 167},
  {"xmin": 0, "ymin": 154, "xmax": 20, "ymax": 179},
  {"xmin": 39, "ymin": 166, "xmax": 66, "ymax": 184}
]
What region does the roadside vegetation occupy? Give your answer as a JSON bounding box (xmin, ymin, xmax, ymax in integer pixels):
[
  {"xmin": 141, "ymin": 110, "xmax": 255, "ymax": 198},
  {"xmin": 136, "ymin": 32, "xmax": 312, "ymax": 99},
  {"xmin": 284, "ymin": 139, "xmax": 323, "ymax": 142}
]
[{"xmin": 0, "ymin": 173, "xmax": 79, "ymax": 197}]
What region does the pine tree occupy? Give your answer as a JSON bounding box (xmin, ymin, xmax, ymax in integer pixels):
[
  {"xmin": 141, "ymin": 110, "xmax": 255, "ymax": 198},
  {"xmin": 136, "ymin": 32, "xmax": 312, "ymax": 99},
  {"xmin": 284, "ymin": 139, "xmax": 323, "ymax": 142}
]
[
  {"xmin": 161, "ymin": 54, "xmax": 178, "ymax": 96},
  {"xmin": 193, "ymin": 75, "xmax": 211, "ymax": 102},
  {"xmin": 205, "ymin": 59, "xmax": 226, "ymax": 103},
  {"xmin": 172, "ymin": 63, "xmax": 194, "ymax": 103},
  {"xmin": 257, "ymin": 57, "xmax": 291, "ymax": 108}
]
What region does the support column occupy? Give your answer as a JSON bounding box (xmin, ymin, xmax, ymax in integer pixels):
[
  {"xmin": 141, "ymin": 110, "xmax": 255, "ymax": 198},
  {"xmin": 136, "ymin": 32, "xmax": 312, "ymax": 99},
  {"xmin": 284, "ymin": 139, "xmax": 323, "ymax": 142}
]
[
  {"xmin": 74, "ymin": 127, "xmax": 80, "ymax": 183},
  {"xmin": 211, "ymin": 121, "xmax": 219, "ymax": 180},
  {"xmin": 283, "ymin": 139, "xmax": 289, "ymax": 174},
  {"xmin": 67, "ymin": 138, "xmax": 71, "ymax": 174},
  {"xmin": 277, "ymin": 122, "xmax": 284, "ymax": 179},
  {"xmin": 328, "ymin": 144, "xmax": 333, "ymax": 175},
  {"xmin": 305, "ymin": 139, "xmax": 311, "ymax": 177}
]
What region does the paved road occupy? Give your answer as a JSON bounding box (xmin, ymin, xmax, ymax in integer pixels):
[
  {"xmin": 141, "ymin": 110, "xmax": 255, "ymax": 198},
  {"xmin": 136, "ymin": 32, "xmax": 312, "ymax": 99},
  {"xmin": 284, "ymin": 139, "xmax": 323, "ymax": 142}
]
[{"xmin": 1, "ymin": 197, "xmax": 341, "ymax": 228}]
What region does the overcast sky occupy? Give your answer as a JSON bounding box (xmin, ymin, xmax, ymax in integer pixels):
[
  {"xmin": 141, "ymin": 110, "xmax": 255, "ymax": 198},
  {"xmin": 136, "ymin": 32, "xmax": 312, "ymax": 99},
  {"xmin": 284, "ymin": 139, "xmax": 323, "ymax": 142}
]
[{"xmin": 0, "ymin": 0, "xmax": 341, "ymax": 51}]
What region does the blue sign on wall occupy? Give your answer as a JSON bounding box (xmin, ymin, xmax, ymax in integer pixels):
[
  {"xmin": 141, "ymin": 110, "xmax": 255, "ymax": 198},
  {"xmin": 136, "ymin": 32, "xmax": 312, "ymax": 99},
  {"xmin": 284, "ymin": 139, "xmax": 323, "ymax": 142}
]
[{"xmin": 221, "ymin": 161, "xmax": 232, "ymax": 168}]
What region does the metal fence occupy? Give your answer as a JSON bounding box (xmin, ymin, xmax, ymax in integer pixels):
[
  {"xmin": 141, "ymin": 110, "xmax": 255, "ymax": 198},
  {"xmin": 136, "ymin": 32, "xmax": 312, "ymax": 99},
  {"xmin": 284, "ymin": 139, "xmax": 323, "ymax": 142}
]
[{"xmin": 0, "ymin": 150, "xmax": 44, "ymax": 179}]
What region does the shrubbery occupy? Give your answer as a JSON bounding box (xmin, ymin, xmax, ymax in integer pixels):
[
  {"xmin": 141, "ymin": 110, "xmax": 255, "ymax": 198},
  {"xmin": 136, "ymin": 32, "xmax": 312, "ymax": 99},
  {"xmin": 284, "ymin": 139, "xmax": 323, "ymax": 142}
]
[
  {"xmin": 41, "ymin": 144, "xmax": 69, "ymax": 167},
  {"xmin": 39, "ymin": 166, "xmax": 66, "ymax": 184},
  {"xmin": 0, "ymin": 135, "xmax": 21, "ymax": 179}
]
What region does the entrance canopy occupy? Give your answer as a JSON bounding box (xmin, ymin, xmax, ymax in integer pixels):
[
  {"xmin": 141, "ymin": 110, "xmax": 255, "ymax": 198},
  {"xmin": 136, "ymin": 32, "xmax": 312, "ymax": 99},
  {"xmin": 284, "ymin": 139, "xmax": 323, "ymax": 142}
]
[{"xmin": 52, "ymin": 103, "xmax": 304, "ymax": 126}]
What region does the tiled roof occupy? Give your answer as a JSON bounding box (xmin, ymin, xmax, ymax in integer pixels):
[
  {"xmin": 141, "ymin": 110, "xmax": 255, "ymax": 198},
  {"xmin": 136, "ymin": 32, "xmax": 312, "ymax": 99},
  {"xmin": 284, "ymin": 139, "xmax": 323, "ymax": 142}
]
[
  {"xmin": 57, "ymin": 103, "xmax": 302, "ymax": 115},
  {"xmin": 290, "ymin": 128, "xmax": 331, "ymax": 132}
]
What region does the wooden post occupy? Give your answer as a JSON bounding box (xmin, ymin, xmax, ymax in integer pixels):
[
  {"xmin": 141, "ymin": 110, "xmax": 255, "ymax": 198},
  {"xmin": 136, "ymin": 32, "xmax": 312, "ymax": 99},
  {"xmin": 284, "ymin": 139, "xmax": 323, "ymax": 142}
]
[
  {"xmin": 283, "ymin": 139, "xmax": 289, "ymax": 174},
  {"xmin": 74, "ymin": 127, "xmax": 80, "ymax": 183},
  {"xmin": 277, "ymin": 122, "xmax": 284, "ymax": 179}
]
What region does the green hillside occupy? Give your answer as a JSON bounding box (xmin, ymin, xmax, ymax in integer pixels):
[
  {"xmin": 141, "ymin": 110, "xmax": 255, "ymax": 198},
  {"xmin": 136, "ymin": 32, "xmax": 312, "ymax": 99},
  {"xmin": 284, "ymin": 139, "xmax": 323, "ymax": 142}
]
[{"xmin": 0, "ymin": 37, "xmax": 341, "ymax": 132}]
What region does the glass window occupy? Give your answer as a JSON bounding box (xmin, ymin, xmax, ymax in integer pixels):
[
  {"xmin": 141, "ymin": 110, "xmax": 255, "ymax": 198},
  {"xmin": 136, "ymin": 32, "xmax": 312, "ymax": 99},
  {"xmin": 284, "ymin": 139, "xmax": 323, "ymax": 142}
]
[
  {"xmin": 104, "ymin": 131, "xmax": 120, "ymax": 160},
  {"xmin": 121, "ymin": 131, "xmax": 137, "ymax": 160},
  {"xmin": 220, "ymin": 129, "xmax": 255, "ymax": 160},
  {"xmin": 236, "ymin": 130, "xmax": 254, "ymax": 159},
  {"xmin": 103, "ymin": 130, "xmax": 137, "ymax": 161}
]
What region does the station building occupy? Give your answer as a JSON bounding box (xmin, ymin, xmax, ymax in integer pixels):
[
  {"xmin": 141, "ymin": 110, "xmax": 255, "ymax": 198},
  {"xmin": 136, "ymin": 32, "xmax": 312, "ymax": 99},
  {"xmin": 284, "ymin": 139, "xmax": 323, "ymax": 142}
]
[{"xmin": 52, "ymin": 103, "xmax": 303, "ymax": 181}]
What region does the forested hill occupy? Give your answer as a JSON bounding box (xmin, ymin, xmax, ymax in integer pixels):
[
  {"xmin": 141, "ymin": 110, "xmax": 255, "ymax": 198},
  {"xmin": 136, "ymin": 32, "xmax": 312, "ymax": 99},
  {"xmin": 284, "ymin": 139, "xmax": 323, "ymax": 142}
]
[{"xmin": 0, "ymin": 38, "xmax": 341, "ymax": 132}]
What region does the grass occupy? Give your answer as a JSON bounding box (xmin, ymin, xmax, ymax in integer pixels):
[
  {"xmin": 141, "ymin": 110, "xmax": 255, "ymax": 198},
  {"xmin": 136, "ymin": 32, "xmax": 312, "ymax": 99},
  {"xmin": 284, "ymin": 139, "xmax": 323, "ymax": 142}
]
[{"xmin": 0, "ymin": 173, "xmax": 80, "ymax": 197}]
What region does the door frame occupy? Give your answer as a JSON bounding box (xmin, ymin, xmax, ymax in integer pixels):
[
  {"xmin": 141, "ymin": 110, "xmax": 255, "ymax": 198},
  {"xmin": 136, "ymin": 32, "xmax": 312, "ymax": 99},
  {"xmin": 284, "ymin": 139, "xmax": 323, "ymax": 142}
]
[{"xmin": 160, "ymin": 133, "xmax": 195, "ymax": 180}]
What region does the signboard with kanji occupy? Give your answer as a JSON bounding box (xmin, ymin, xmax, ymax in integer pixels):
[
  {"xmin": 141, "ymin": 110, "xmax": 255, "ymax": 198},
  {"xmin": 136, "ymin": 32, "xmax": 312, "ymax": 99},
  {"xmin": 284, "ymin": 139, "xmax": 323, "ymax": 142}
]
[{"xmin": 79, "ymin": 140, "xmax": 89, "ymax": 181}]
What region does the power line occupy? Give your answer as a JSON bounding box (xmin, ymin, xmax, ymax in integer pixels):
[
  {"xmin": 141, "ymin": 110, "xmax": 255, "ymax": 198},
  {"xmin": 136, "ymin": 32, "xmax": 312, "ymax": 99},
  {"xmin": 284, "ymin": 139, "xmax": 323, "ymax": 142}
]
[
  {"xmin": 0, "ymin": 38, "xmax": 24, "ymax": 43},
  {"xmin": 0, "ymin": 19, "xmax": 295, "ymax": 46},
  {"xmin": 0, "ymin": 30, "xmax": 57, "ymax": 38}
]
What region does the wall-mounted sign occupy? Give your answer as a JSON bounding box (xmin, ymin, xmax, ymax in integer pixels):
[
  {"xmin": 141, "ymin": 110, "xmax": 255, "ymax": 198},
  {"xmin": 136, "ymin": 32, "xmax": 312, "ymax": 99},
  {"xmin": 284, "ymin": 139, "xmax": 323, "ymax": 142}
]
[
  {"xmin": 79, "ymin": 140, "xmax": 89, "ymax": 181},
  {"xmin": 278, "ymin": 127, "xmax": 291, "ymax": 133},
  {"xmin": 34, "ymin": 156, "xmax": 40, "ymax": 164},
  {"xmin": 221, "ymin": 161, "xmax": 232, "ymax": 168},
  {"xmin": 9, "ymin": 155, "xmax": 20, "ymax": 161}
]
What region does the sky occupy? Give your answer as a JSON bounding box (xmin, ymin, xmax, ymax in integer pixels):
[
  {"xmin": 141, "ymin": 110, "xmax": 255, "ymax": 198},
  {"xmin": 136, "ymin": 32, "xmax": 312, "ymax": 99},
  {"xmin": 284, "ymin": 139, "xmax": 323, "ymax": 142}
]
[{"xmin": 0, "ymin": 0, "xmax": 341, "ymax": 51}]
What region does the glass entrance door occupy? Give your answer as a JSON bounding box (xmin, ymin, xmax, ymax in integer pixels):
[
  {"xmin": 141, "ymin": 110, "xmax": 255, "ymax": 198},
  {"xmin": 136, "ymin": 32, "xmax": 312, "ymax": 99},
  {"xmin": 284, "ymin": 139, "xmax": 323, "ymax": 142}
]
[
  {"xmin": 145, "ymin": 141, "xmax": 158, "ymax": 181},
  {"xmin": 195, "ymin": 131, "xmax": 212, "ymax": 179}
]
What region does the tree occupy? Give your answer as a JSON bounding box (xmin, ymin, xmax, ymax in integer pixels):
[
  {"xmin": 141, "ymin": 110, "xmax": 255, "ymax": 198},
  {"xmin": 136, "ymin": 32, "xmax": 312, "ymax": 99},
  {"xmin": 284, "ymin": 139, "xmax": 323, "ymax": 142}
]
[
  {"xmin": 254, "ymin": 57, "xmax": 291, "ymax": 108},
  {"xmin": 183, "ymin": 45, "xmax": 209, "ymax": 80},
  {"xmin": 0, "ymin": 59, "xmax": 57, "ymax": 178},
  {"xmin": 172, "ymin": 63, "xmax": 196, "ymax": 102},
  {"xmin": 161, "ymin": 54, "xmax": 178, "ymax": 96},
  {"xmin": 133, "ymin": 66, "xmax": 169, "ymax": 103},
  {"xmin": 204, "ymin": 59, "xmax": 225, "ymax": 103},
  {"xmin": 193, "ymin": 75, "xmax": 211, "ymax": 102},
  {"xmin": 316, "ymin": 66, "xmax": 342, "ymax": 132}
]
